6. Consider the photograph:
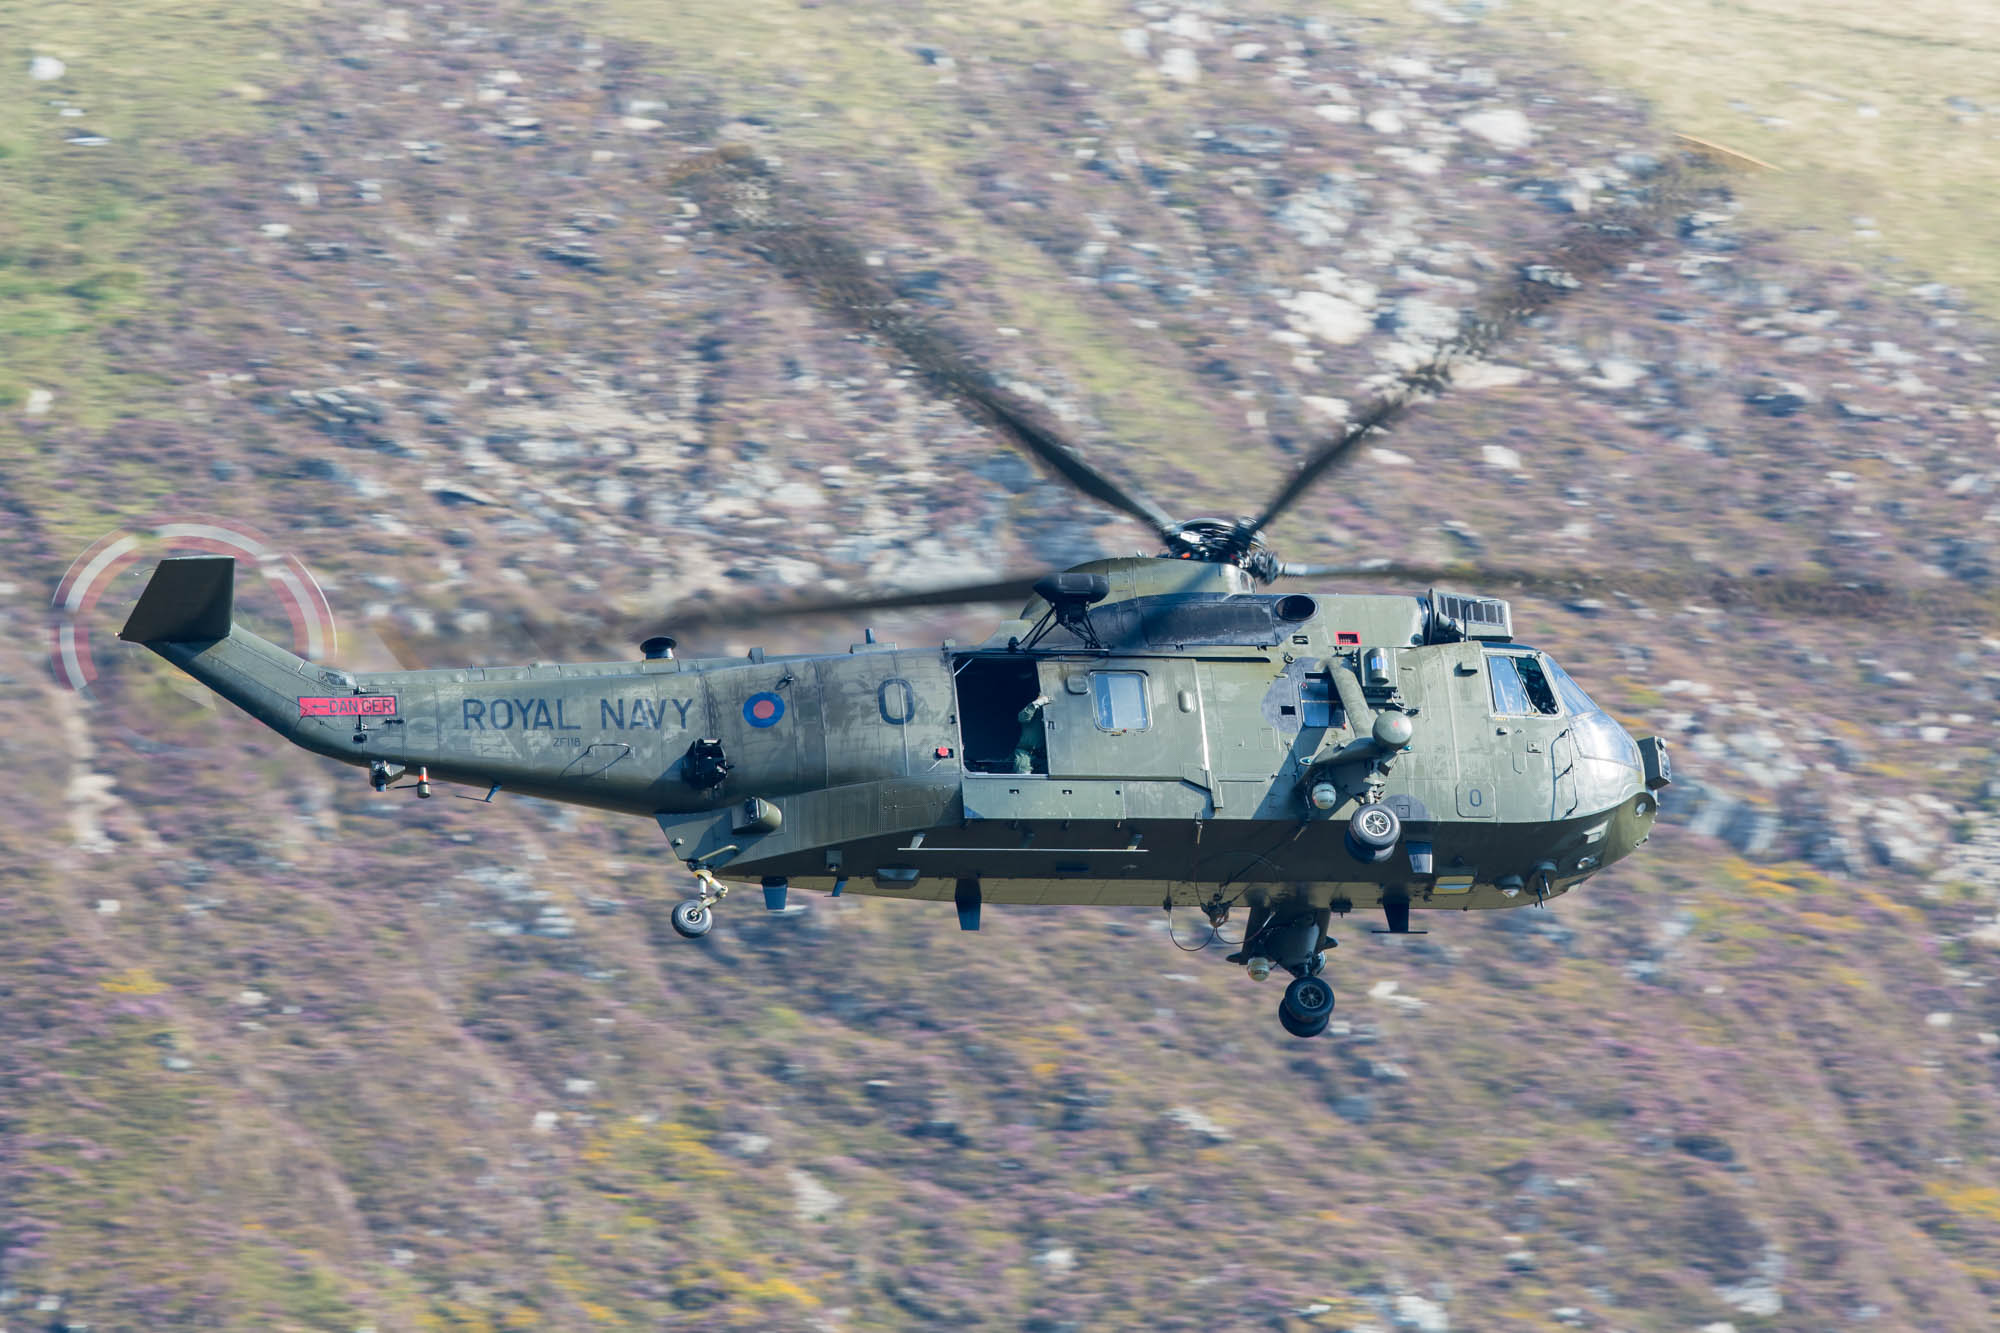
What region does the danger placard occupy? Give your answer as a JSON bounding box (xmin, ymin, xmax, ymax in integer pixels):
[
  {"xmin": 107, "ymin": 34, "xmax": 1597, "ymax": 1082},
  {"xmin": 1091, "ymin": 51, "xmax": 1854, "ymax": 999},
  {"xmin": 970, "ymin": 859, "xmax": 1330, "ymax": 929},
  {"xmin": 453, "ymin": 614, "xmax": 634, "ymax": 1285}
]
[{"xmin": 298, "ymin": 695, "xmax": 397, "ymax": 718}]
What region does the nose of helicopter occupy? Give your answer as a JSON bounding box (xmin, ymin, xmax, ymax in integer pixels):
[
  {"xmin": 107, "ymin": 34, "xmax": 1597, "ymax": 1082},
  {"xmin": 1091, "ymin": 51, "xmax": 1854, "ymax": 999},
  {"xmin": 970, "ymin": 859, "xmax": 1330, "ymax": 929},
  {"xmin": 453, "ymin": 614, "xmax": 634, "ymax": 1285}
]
[
  {"xmin": 1598, "ymin": 783, "xmax": 1662, "ymax": 871},
  {"xmin": 1560, "ymin": 712, "xmax": 1665, "ymax": 875}
]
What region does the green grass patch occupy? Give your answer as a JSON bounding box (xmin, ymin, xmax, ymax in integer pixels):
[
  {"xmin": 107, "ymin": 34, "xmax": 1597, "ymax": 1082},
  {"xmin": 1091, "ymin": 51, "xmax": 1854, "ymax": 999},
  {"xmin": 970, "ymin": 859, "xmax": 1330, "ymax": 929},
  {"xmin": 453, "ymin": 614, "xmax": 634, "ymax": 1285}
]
[
  {"xmin": 0, "ymin": 1, "xmax": 309, "ymax": 424},
  {"xmin": 582, "ymin": 0, "xmax": 1236, "ymax": 494},
  {"xmin": 1331, "ymin": 0, "xmax": 2000, "ymax": 312}
]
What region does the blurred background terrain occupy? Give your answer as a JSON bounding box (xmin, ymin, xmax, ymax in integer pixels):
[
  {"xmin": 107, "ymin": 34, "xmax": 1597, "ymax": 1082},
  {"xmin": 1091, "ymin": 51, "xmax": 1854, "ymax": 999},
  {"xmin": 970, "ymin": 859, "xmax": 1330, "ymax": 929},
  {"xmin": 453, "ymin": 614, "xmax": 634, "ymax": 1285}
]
[{"xmin": 3, "ymin": 1, "xmax": 1999, "ymax": 1329}]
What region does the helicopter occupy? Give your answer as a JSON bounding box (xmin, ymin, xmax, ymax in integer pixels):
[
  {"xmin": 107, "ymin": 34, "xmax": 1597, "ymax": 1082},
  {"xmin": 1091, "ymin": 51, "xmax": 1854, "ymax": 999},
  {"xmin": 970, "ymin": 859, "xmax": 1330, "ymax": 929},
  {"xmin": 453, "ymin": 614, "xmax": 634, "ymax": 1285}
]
[{"xmin": 115, "ymin": 147, "xmax": 1699, "ymax": 1038}]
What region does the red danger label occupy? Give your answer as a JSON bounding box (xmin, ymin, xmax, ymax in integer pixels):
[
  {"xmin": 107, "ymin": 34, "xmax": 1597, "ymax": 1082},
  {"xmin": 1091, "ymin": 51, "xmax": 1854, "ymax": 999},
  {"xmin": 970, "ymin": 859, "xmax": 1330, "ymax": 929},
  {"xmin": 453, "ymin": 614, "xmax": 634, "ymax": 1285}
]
[{"xmin": 298, "ymin": 695, "xmax": 397, "ymax": 718}]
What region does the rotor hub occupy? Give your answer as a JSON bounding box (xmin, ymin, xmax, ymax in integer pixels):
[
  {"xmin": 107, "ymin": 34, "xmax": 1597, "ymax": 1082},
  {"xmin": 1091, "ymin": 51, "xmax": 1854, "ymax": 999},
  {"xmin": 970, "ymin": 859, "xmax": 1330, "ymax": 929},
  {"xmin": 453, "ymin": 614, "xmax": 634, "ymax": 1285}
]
[{"xmin": 1163, "ymin": 517, "xmax": 1281, "ymax": 581}]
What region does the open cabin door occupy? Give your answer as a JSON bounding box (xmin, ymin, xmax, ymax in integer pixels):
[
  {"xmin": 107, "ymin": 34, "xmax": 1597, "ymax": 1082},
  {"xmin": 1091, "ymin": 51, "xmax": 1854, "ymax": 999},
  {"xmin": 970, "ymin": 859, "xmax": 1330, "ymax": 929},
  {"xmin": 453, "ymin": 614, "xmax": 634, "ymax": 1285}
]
[{"xmin": 952, "ymin": 655, "xmax": 1045, "ymax": 774}]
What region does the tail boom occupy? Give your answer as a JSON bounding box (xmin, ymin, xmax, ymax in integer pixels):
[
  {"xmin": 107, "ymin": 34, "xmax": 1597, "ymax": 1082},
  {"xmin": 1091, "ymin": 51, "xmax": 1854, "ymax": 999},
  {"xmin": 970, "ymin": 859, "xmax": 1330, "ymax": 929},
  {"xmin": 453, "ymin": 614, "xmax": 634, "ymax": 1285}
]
[{"xmin": 120, "ymin": 557, "xmax": 366, "ymax": 764}]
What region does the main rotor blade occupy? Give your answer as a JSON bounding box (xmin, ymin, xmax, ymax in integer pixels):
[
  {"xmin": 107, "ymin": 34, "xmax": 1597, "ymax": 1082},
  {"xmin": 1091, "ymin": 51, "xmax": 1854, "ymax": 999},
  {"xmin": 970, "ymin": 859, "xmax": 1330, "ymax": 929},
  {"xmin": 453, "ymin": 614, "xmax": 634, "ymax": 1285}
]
[
  {"xmin": 1249, "ymin": 155, "xmax": 1725, "ymax": 536},
  {"xmin": 678, "ymin": 148, "xmax": 1181, "ymax": 538},
  {"xmin": 367, "ymin": 573, "xmax": 1046, "ymax": 669},
  {"xmin": 369, "ymin": 557, "xmax": 1992, "ymax": 673},
  {"xmin": 625, "ymin": 573, "xmax": 1045, "ymax": 641},
  {"xmin": 1286, "ymin": 561, "xmax": 1997, "ymax": 623}
]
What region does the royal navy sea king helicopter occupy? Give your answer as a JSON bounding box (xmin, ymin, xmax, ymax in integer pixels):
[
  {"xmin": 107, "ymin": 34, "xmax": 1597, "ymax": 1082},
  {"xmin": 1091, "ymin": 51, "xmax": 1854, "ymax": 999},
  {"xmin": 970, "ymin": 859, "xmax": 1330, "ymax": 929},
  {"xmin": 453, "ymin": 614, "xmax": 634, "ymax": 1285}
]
[{"xmin": 117, "ymin": 147, "xmax": 1692, "ymax": 1037}]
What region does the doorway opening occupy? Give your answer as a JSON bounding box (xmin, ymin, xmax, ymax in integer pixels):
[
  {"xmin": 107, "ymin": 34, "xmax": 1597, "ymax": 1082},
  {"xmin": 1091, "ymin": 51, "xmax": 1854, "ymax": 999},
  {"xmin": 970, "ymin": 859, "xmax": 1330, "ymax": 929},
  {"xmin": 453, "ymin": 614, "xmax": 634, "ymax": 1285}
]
[{"xmin": 953, "ymin": 656, "xmax": 1045, "ymax": 773}]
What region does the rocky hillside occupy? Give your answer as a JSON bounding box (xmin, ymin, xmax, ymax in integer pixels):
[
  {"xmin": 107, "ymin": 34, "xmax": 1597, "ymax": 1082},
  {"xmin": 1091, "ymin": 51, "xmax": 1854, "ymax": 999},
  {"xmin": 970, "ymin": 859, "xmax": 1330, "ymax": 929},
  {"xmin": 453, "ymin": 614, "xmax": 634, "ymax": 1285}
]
[{"xmin": 4, "ymin": 1, "xmax": 2000, "ymax": 1329}]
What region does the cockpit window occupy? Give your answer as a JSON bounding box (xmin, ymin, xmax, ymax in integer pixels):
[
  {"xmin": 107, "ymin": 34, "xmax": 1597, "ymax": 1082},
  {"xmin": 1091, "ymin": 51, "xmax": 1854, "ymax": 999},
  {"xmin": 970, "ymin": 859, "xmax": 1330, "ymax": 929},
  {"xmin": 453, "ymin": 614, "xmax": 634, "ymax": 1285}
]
[
  {"xmin": 1542, "ymin": 656, "xmax": 1599, "ymax": 716},
  {"xmin": 1486, "ymin": 651, "xmax": 1560, "ymax": 716},
  {"xmin": 1515, "ymin": 655, "xmax": 1559, "ymax": 715},
  {"xmin": 1488, "ymin": 655, "xmax": 1531, "ymax": 714},
  {"xmin": 1541, "ymin": 656, "xmax": 1641, "ymax": 766}
]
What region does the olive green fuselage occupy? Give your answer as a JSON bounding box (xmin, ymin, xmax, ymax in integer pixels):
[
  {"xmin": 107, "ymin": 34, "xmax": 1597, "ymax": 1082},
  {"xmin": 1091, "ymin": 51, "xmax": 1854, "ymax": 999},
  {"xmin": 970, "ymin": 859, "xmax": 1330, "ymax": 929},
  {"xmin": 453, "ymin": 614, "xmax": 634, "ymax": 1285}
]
[{"xmin": 150, "ymin": 557, "xmax": 1659, "ymax": 919}]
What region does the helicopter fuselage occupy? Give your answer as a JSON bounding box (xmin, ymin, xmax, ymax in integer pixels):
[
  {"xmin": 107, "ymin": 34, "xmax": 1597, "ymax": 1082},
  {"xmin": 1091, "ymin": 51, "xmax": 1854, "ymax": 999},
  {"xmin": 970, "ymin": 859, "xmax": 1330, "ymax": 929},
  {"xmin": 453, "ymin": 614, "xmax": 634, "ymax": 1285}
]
[{"xmin": 128, "ymin": 555, "xmax": 1664, "ymax": 923}]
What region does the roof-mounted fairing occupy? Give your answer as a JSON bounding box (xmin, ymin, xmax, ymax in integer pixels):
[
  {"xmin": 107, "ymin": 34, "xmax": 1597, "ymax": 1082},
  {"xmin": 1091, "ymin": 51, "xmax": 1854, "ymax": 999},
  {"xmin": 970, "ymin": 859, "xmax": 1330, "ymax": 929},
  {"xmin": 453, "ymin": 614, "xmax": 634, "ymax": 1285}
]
[{"xmin": 1426, "ymin": 589, "xmax": 1513, "ymax": 643}]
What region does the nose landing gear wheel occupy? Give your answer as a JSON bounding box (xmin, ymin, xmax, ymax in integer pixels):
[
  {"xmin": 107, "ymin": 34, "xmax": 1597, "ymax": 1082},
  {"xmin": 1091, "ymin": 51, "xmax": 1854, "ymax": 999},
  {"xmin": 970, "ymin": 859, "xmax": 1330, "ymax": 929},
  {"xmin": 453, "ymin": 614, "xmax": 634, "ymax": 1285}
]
[
  {"xmin": 670, "ymin": 899, "xmax": 713, "ymax": 939},
  {"xmin": 1279, "ymin": 973, "xmax": 1335, "ymax": 1038}
]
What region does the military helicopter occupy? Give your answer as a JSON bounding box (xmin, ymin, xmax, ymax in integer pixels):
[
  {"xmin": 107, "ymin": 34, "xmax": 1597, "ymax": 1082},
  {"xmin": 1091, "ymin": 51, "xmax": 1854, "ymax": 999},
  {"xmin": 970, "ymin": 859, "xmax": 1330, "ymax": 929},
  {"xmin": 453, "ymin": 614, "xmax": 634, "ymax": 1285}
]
[{"xmin": 116, "ymin": 148, "xmax": 1697, "ymax": 1038}]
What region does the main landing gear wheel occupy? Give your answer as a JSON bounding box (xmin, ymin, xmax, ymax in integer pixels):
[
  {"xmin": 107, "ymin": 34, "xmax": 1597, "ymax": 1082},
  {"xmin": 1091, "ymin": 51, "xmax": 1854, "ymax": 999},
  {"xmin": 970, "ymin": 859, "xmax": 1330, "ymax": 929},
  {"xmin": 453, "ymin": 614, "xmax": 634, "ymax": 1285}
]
[
  {"xmin": 1279, "ymin": 972, "xmax": 1336, "ymax": 1038},
  {"xmin": 670, "ymin": 866, "xmax": 728, "ymax": 939},
  {"xmin": 670, "ymin": 899, "xmax": 713, "ymax": 939},
  {"xmin": 1346, "ymin": 802, "xmax": 1402, "ymax": 864}
]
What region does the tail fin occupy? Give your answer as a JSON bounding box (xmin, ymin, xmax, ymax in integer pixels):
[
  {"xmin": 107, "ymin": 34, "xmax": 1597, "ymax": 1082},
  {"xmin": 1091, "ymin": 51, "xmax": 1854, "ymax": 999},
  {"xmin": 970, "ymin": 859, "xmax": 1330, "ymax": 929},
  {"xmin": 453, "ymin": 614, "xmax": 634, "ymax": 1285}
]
[{"xmin": 119, "ymin": 556, "xmax": 235, "ymax": 644}]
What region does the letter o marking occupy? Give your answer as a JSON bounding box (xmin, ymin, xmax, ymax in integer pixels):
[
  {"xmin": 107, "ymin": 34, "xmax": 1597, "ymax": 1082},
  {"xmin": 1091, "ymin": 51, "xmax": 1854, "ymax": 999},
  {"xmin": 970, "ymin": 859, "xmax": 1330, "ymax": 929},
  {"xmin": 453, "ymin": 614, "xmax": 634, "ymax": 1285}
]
[
  {"xmin": 878, "ymin": 678, "xmax": 916, "ymax": 726},
  {"xmin": 491, "ymin": 699, "xmax": 515, "ymax": 729},
  {"xmin": 1467, "ymin": 786, "xmax": 1483, "ymax": 808}
]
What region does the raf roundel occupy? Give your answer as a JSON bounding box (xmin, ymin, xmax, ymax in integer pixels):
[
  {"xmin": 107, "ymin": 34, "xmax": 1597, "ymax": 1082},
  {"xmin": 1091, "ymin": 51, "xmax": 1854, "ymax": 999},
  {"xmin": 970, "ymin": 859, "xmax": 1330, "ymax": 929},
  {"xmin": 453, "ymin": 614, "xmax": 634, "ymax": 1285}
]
[{"xmin": 743, "ymin": 691, "xmax": 786, "ymax": 728}]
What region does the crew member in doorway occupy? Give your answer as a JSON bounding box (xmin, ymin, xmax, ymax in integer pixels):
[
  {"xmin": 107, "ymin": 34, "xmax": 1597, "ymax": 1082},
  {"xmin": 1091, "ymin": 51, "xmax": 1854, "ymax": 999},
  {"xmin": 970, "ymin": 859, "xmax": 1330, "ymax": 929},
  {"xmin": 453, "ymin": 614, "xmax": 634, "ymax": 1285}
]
[{"xmin": 1013, "ymin": 693, "xmax": 1052, "ymax": 774}]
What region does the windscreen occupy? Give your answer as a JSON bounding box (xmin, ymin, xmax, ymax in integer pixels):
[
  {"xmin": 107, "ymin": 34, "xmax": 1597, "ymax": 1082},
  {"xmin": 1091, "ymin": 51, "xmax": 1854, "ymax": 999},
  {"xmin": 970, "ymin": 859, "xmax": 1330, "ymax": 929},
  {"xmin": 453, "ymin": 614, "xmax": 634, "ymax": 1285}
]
[{"xmin": 1543, "ymin": 656, "xmax": 1641, "ymax": 767}]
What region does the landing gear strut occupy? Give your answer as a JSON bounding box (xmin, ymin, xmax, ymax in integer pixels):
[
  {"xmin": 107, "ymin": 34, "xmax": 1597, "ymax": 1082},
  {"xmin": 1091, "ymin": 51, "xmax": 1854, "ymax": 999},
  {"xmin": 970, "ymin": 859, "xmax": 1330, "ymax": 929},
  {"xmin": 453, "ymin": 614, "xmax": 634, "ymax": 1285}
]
[{"xmin": 670, "ymin": 867, "xmax": 728, "ymax": 939}]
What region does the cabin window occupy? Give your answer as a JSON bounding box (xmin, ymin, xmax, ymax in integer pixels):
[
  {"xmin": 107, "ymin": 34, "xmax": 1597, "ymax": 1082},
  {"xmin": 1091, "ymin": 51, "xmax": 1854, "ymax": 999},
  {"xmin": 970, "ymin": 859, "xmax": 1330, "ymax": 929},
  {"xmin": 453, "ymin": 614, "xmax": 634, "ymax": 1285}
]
[
  {"xmin": 1486, "ymin": 651, "xmax": 1560, "ymax": 716},
  {"xmin": 1090, "ymin": 671, "xmax": 1150, "ymax": 732}
]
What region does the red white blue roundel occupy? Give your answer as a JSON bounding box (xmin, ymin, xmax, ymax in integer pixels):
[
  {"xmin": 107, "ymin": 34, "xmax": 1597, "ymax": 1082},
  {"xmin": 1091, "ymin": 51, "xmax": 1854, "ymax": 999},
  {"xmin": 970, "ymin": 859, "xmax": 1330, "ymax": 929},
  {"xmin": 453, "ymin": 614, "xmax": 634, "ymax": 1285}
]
[{"xmin": 743, "ymin": 692, "xmax": 785, "ymax": 728}]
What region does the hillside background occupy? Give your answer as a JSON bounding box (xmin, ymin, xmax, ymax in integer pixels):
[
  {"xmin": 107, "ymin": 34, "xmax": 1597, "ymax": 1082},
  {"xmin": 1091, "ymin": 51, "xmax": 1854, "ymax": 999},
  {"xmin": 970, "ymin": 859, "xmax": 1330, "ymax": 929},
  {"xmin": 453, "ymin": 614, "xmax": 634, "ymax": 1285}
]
[{"xmin": 4, "ymin": 1, "xmax": 2000, "ymax": 1329}]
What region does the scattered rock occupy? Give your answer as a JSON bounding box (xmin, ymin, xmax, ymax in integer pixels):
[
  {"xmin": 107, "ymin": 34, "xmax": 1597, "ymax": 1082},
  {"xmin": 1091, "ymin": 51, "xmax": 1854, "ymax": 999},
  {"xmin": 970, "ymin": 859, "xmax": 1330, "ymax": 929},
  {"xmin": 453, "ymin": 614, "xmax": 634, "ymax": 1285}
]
[
  {"xmin": 1166, "ymin": 1106, "xmax": 1232, "ymax": 1143},
  {"xmin": 1395, "ymin": 1292, "xmax": 1450, "ymax": 1333},
  {"xmin": 1453, "ymin": 361, "xmax": 1528, "ymax": 390},
  {"xmin": 788, "ymin": 1167, "xmax": 841, "ymax": 1221},
  {"xmin": 1330, "ymin": 1094, "xmax": 1374, "ymax": 1124},
  {"xmin": 1590, "ymin": 358, "xmax": 1646, "ymax": 390},
  {"xmin": 1159, "ymin": 48, "xmax": 1200, "ymax": 84},
  {"xmin": 1746, "ymin": 390, "xmax": 1806, "ymax": 418},
  {"xmin": 1673, "ymin": 1132, "xmax": 1737, "ymax": 1164},
  {"xmin": 1716, "ymin": 1279, "xmax": 1782, "ymax": 1318},
  {"xmin": 1281, "ymin": 290, "xmax": 1374, "ymax": 344},
  {"xmin": 1460, "ymin": 107, "xmax": 1533, "ymax": 150},
  {"xmin": 425, "ymin": 479, "xmax": 501, "ymax": 507},
  {"xmin": 1745, "ymin": 382, "xmax": 1813, "ymax": 417},
  {"xmin": 1389, "ymin": 296, "xmax": 1460, "ymax": 344},
  {"xmin": 29, "ymin": 55, "xmax": 65, "ymax": 82}
]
